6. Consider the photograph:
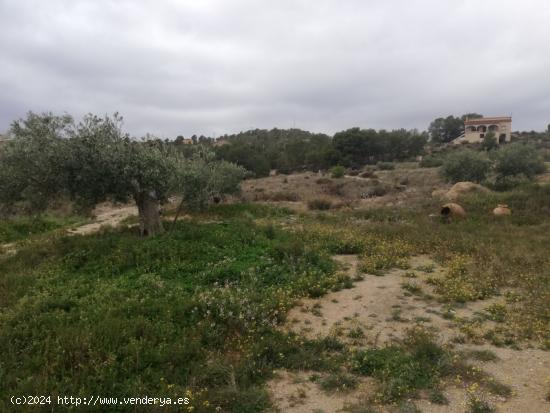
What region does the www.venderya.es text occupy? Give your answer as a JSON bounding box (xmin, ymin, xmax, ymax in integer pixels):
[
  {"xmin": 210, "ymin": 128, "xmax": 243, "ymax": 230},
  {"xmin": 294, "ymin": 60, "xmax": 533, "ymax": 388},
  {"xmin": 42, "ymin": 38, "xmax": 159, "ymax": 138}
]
[{"xmin": 10, "ymin": 395, "xmax": 190, "ymax": 407}]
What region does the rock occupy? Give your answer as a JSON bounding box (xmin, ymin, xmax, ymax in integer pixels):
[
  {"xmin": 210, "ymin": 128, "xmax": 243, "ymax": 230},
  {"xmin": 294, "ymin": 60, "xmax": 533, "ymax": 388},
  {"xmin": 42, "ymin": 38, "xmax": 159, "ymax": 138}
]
[
  {"xmin": 444, "ymin": 181, "xmax": 490, "ymax": 201},
  {"xmin": 441, "ymin": 203, "xmax": 466, "ymax": 219},
  {"xmin": 493, "ymin": 204, "xmax": 511, "ymax": 216}
]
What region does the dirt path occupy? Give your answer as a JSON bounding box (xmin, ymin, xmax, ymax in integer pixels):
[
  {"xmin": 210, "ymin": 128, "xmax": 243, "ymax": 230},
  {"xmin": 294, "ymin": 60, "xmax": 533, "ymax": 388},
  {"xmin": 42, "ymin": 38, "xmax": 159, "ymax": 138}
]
[
  {"xmin": 67, "ymin": 203, "xmax": 137, "ymax": 235},
  {"xmin": 268, "ymin": 255, "xmax": 550, "ymax": 413},
  {"xmin": 0, "ymin": 203, "xmax": 138, "ymax": 256}
]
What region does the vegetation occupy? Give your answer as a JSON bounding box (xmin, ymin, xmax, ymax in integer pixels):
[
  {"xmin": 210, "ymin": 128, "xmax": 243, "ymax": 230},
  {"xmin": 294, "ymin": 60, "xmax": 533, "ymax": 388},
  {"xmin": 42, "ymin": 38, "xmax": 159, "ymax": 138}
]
[
  {"xmin": 0, "ymin": 205, "xmax": 347, "ymax": 412},
  {"xmin": 440, "ymin": 149, "xmax": 491, "ymax": 183},
  {"xmin": 213, "ymin": 128, "xmax": 333, "ymax": 176},
  {"xmin": 317, "ymin": 373, "xmax": 358, "ymax": 393},
  {"xmin": 0, "ymin": 215, "xmax": 84, "ymax": 244},
  {"xmin": 481, "ymin": 132, "xmax": 498, "ymax": 151},
  {"xmin": 419, "ymin": 155, "xmax": 444, "ymax": 168},
  {"xmin": 376, "ymin": 161, "xmax": 395, "ymax": 171},
  {"xmin": 332, "ymin": 128, "xmax": 426, "ymax": 168},
  {"xmin": 493, "ymin": 143, "xmax": 546, "ymax": 181},
  {"xmin": 330, "ymin": 165, "xmax": 345, "ymax": 178},
  {"xmin": 209, "ymin": 127, "xmax": 427, "ymax": 176},
  {"xmin": 352, "ymin": 328, "xmax": 447, "ymax": 402},
  {"xmin": 428, "ymin": 113, "xmax": 482, "ymax": 143},
  {"xmin": 0, "ymin": 112, "xmax": 244, "ymax": 236},
  {"xmin": 1, "ymin": 111, "xmax": 549, "ymax": 412},
  {"xmin": 307, "ymin": 198, "xmax": 333, "ymax": 211}
]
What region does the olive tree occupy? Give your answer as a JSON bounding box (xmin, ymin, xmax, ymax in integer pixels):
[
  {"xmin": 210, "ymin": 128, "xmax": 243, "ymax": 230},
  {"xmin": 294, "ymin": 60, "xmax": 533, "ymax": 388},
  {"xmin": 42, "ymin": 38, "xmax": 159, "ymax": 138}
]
[
  {"xmin": 440, "ymin": 149, "xmax": 491, "ymax": 183},
  {"xmin": 171, "ymin": 147, "xmax": 246, "ymax": 224},
  {"xmin": 0, "ymin": 112, "xmax": 244, "ymax": 237},
  {"xmin": 494, "ymin": 143, "xmax": 546, "ymax": 179},
  {"xmin": 0, "ymin": 113, "xmax": 74, "ymax": 213}
]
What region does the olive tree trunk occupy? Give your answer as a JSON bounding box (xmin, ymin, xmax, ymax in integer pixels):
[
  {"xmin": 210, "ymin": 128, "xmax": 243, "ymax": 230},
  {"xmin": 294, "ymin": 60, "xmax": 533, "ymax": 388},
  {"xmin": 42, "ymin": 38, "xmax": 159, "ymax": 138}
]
[{"xmin": 135, "ymin": 191, "xmax": 164, "ymax": 237}]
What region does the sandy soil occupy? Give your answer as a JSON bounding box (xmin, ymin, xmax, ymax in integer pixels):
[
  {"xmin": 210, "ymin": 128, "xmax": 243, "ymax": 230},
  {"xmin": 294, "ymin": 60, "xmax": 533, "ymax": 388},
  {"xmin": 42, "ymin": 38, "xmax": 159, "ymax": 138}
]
[
  {"xmin": 67, "ymin": 203, "xmax": 138, "ymax": 235},
  {"xmin": 268, "ymin": 255, "xmax": 550, "ymax": 413},
  {"xmin": 269, "ymin": 370, "xmax": 377, "ymax": 413}
]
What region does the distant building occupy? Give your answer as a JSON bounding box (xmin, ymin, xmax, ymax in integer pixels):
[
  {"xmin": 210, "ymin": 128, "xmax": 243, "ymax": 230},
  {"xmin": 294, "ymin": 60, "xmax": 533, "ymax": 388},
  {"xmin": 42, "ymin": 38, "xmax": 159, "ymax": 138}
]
[
  {"xmin": 174, "ymin": 135, "xmax": 194, "ymax": 145},
  {"xmin": 213, "ymin": 138, "xmax": 229, "ymax": 147},
  {"xmin": 453, "ymin": 116, "xmax": 512, "ymax": 144}
]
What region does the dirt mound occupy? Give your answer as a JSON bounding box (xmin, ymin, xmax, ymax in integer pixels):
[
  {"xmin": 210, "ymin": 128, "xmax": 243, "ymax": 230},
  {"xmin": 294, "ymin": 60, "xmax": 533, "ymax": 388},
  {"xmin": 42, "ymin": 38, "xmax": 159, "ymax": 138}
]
[{"xmin": 443, "ymin": 181, "xmax": 490, "ymax": 201}]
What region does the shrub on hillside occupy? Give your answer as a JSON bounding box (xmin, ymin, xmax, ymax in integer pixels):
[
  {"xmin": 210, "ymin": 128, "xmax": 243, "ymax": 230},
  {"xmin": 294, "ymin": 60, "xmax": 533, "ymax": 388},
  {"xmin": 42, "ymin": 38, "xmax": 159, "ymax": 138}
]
[
  {"xmin": 330, "ymin": 165, "xmax": 345, "ymax": 178},
  {"xmin": 361, "ymin": 183, "xmax": 390, "ymax": 198},
  {"xmin": 494, "ymin": 143, "xmax": 546, "ymax": 180},
  {"xmin": 440, "ymin": 150, "xmax": 491, "ymax": 183},
  {"xmin": 377, "ymin": 161, "xmax": 395, "ymax": 170},
  {"xmin": 490, "ymin": 174, "xmax": 532, "ymax": 191},
  {"xmin": 419, "ymin": 156, "xmax": 444, "ymax": 168}
]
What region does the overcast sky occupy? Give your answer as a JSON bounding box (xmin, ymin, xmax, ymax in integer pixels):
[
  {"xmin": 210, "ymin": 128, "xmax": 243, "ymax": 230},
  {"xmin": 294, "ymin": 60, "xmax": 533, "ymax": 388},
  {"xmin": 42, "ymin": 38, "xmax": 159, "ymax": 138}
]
[{"xmin": 1, "ymin": 0, "xmax": 549, "ymax": 138}]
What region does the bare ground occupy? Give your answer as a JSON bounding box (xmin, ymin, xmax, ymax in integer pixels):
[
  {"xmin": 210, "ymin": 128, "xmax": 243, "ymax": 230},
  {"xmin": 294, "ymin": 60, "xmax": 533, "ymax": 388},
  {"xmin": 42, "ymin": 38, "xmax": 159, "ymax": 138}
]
[
  {"xmin": 268, "ymin": 255, "xmax": 550, "ymax": 413},
  {"xmin": 240, "ymin": 165, "xmax": 446, "ymax": 212},
  {"xmin": 67, "ymin": 203, "xmax": 138, "ymax": 235}
]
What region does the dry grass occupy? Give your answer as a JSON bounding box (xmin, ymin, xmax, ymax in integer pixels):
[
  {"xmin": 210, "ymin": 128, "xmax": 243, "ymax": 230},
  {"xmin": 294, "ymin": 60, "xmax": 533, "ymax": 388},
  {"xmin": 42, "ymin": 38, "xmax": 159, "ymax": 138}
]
[{"xmin": 240, "ymin": 166, "xmax": 445, "ymax": 210}]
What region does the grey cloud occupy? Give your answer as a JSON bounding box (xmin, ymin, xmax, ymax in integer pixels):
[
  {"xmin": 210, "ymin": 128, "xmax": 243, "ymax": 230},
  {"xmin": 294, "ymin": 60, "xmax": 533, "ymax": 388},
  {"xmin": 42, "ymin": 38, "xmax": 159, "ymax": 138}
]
[{"xmin": 1, "ymin": 0, "xmax": 549, "ymax": 138}]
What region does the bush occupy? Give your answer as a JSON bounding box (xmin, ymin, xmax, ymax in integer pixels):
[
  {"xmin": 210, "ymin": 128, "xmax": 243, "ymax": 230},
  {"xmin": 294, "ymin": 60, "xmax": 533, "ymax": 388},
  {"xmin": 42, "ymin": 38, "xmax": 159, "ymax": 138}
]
[
  {"xmin": 377, "ymin": 162, "xmax": 395, "ymax": 170},
  {"xmin": 308, "ymin": 198, "xmax": 333, "ymax": 210},
  {"xmin": 494, "ymin": 143, "xmax": 546, "ymax": 179},
  {"xmin": 352, "ymin": 328, "xmax": 447, "ymax": 402},
  {"xmin": 419, "ymin": 155, "xmax": 444, "ymax": 168},
  {"xmin": 330, "ymin": 165, "xmax": 346, "ymax": 178},
  {"xmin": 490, "ymin": 174, "xmax": 531, "ymax": 191},
  {"xmin": 362, "ymin": 183, "xmax": 390, "ymax": 198},
  {"xmin": 440, "ymin": 150, "xmax": 491, "ymax": 183}
]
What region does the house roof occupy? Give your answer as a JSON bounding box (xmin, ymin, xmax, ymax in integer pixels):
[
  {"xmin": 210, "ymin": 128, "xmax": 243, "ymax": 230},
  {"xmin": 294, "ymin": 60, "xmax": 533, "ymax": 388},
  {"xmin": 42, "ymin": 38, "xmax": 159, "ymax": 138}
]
[{"xmin": 464, "ymin": 117, "xmax": 511, "ymax": 125}]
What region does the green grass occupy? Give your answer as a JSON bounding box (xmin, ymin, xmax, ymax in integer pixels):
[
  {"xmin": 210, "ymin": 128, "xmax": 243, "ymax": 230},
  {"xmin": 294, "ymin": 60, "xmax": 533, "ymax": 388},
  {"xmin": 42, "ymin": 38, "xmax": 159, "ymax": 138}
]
[
  {"xmin": 311, "ymin": 183, "xmax": 549, "ymax": 345},
  {"xmin": 0, "ymin": 206, "xmax": 348, "ymax": 412},
  {"xmin": 351, "ymin": 328, "xmax": 448, "ymax": 402},
  {"xmin": 0, "ymin": 215, "xmax": 85, "ymax": 243},
  {"xmin": 2, "ymin": 182, "xmax": 549, "ymax": 411}
]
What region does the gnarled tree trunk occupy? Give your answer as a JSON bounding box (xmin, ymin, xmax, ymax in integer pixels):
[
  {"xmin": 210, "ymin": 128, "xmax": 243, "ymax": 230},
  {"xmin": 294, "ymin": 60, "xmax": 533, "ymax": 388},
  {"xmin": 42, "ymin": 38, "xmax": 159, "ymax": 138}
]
[{"xmin": 135, "ymin": 191, "xmax": 164, "ymax": 237}]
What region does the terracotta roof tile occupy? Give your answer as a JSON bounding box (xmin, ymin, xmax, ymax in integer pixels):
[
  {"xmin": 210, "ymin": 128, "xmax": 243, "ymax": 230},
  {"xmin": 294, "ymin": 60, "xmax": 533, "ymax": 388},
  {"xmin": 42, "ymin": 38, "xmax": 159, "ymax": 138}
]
[{"xmin": 464, "ymin": 117, "xmax": 511, "ymax": 125}]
